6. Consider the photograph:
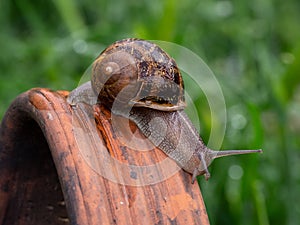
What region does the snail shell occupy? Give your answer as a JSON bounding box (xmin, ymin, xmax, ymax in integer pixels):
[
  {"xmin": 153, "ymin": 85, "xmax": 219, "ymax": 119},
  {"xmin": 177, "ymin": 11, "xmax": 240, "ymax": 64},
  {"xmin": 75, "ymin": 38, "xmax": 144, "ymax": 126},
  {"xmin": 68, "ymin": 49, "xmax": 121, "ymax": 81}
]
[
  {"xmin": 68, "ymin": 38, "xmax": 262, "ymax": 183},
  {"xmin": 92, "ymin": 38, "xmax": 186, "ymax": 111}
]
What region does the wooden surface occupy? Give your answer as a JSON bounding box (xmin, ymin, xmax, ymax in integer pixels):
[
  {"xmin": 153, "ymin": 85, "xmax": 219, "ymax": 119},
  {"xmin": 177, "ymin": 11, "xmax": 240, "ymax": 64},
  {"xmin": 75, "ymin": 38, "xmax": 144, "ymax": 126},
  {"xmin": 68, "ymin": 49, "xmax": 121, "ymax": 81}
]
[{"xmin": 0, "ymin": 88, "xmax": 210, "ymax": 225}]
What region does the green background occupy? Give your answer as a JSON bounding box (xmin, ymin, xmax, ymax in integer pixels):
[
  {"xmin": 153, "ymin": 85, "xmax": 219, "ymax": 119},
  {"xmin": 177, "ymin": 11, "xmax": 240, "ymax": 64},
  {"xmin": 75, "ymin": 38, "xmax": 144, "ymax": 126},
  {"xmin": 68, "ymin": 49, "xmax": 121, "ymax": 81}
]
[{"xmin": 1, "ymin": 0, "xmax": 300, "ymax": 224}]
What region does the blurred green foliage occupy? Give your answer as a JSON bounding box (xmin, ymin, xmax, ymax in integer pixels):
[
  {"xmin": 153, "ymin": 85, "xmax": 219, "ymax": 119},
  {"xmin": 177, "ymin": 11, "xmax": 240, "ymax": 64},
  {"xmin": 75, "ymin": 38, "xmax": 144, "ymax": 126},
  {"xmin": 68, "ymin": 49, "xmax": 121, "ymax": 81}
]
[{"xmin": 1, "ymin": 0, "xmax": 300, "ymax": 224}]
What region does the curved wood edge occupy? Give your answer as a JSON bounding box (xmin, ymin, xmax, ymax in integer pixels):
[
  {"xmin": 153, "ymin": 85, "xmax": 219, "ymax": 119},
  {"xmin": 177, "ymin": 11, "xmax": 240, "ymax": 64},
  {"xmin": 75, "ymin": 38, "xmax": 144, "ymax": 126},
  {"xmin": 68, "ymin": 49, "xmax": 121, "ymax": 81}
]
[{"xmin": 0, "ymin": 88, "xmax": 210, "ymax": 225}]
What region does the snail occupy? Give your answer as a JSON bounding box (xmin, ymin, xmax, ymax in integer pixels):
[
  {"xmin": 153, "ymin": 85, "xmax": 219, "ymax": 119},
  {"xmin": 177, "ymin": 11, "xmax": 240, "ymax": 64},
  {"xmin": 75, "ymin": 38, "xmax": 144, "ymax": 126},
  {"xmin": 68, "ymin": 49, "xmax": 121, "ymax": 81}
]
[{"xmin": 67, "ymin": 38, "xmax": 262, "ymax": 183}]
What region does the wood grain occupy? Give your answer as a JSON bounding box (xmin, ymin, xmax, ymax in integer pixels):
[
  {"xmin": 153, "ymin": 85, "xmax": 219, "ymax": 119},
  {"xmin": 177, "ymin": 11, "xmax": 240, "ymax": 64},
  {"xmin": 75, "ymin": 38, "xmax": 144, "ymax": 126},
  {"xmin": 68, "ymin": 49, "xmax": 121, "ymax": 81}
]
[{"xmin": 0, "ymin": 88, "xmax": 210, "ymax": 225}]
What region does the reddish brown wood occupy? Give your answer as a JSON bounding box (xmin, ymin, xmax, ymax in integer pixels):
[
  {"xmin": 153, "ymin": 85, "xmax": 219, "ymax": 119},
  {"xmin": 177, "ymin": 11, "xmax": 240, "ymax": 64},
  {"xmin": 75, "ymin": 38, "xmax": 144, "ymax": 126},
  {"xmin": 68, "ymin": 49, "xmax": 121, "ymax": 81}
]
[{"xmin": 0, "ymin": 88, "xmax": 210, "ymax": 225}]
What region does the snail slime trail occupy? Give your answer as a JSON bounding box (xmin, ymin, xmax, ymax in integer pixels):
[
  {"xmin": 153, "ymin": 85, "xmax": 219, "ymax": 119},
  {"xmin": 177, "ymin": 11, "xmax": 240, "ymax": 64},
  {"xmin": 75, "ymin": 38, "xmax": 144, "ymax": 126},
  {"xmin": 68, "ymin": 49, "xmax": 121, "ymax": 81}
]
[{"xmin": 67, "ymin": 38, "xmax": 262, "ymax": 184}]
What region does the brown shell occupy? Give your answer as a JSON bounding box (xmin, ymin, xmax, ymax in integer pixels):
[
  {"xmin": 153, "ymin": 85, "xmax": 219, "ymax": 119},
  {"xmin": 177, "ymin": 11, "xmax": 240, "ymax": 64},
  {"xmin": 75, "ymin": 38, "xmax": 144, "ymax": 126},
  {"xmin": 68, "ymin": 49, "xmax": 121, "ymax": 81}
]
[{"xmin": 92, "ymin": 38, "xmax": 186, "ymax": 111}]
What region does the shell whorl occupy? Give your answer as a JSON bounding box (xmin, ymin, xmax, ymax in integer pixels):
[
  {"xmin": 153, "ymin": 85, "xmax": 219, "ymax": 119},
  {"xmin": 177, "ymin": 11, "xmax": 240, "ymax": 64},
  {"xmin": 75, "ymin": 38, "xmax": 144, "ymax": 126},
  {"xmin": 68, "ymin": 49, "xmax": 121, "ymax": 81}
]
[{"xmin": 92, "ymin": 50, "xmax": 138, "ymax": 108}]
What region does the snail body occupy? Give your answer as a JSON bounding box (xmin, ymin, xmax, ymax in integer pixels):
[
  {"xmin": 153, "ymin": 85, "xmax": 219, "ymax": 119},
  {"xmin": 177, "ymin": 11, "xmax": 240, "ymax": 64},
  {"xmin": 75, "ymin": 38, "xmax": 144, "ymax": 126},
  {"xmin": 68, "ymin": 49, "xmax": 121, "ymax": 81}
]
[{"xmin": 68, "ymin": 38, "xmax": 262, "ymax": 183}]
